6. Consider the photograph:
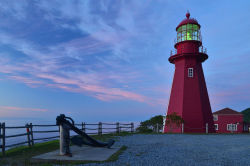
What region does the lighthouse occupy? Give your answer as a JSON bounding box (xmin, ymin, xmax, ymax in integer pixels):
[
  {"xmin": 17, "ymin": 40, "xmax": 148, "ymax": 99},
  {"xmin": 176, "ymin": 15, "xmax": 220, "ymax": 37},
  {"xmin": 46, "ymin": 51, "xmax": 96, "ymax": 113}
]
[{"xmin": 163, "ymin": 12, "xmax": 215, "ymax": 133}]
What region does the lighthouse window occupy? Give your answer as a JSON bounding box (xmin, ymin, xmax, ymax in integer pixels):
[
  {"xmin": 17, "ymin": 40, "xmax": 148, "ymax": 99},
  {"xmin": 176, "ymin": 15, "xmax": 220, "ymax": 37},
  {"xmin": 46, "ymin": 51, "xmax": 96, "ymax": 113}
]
[
  {"xmin": 177, "ymin": 24, "xmax": 200, "ymax": 43},
  {"xmin": 193, "ymin": 24, "xmax": 198, "ymax": 30},
  {"xmin": 188, "ymin": 68, "xmax": 193, "ymax": 77}
]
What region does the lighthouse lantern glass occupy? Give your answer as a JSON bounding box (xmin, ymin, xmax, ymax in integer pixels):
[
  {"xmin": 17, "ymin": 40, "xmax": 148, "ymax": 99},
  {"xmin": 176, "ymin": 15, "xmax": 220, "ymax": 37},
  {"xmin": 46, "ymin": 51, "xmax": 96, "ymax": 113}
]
[{"xmin": 177, "ymin": 24, "xmax": 200, "ymax": 43}]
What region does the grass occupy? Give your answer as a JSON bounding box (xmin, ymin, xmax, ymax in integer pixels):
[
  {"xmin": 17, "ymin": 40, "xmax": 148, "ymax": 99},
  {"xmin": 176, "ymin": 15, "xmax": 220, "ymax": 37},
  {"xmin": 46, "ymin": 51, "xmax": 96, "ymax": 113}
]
[
  {"xmin": 0, "ymin": 140, "xmax": 59, "ymax": 166},
  {"xmin": 0, "ymin": 132, "xmax": 131, "ymax": 166}
]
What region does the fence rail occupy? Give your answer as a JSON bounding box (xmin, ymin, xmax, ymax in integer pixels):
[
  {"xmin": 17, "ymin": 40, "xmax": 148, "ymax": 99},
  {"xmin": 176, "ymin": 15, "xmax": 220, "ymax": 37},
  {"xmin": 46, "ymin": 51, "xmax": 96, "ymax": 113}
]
[{"xmin": 0, "ymin": 121, "xmax": 134, "ymax": 156}]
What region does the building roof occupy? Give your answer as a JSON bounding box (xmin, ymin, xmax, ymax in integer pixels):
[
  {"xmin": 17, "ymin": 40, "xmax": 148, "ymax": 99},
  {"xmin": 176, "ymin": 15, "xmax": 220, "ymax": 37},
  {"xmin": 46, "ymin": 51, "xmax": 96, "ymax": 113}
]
[
  {"xmin": 176, "ymin": 12, "xmax": 200, "ymax": 31},
  {"xmin": 213, "ymin": 108, "xmax": 242, "ymax": 115}
]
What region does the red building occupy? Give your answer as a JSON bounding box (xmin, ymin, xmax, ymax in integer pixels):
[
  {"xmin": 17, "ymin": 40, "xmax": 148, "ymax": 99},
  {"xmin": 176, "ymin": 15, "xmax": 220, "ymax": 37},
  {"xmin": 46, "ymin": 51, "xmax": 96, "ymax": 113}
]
[
  {"xmin": 213, "ymin": 108, "xmax": 243, "ymax": 133},
  {"xmin": 163, "ymin": 12, "xmax": 215, "ymax": 133}
]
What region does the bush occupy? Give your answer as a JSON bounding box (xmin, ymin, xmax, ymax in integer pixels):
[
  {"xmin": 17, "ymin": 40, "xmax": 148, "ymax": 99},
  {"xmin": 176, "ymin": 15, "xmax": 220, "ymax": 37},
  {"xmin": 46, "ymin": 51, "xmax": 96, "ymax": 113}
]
[
  {"xmin": 136, "ymin": 115, "xmax": 163, "ymax": 133},
  {"xmin": 136, "ymin": 126, "xmax": 153, "ymax": 133}
]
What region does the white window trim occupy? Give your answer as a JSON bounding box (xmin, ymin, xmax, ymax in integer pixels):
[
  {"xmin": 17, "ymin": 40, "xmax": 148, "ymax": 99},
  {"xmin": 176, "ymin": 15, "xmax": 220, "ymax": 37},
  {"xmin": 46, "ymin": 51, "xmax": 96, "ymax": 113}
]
[
  {"xmin": 214, "ymin": 124, "xmax": 218, "ymax": 130},
  {"xmin": 227, "ymin": 124, "xmax": 237, "ymax": 131},
  {"xmin": 213, "ymin": 115, "xmax": 218, "ymax": 121},
  {"xmin": 188, "ymin": 68, "xmax": 194, "ymax": 78}
]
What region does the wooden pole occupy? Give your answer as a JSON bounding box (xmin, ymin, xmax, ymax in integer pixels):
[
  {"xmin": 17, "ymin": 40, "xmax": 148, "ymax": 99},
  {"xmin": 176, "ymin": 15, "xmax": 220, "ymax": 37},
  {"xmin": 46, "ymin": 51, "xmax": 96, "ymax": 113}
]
[
  {"xmin": 29, "ymin": 123, "xmax": 34, "ymax": 146},
  {"xmin": 116, "ymin": 122, "xmax": 120, "ymax": 134},
  {"xmin": 131, "ymin": 122, "xmax": 134, "ymax": 133},
  {"xmin": 98, "ymin": 122, "xmax": 102, "ymax": 135},
  {"xmin": 182, "ymin": 123, "xmax": 184, "ymax": 133},
  {"xmin": 0, "ymin": 123, "xmax": 2, "ymax": 154},
  {"xmin": 231, "ymin": 123, "xmax": 233, "ymax": 134},
  {"xmin": 206, "ymin": 123, "xmax": 208, "ymax": 134},
  {"xmin": 82, "ymin": 122, "xmax": 86, "ymax": 133},
  {"xmin": 2, "ymin": 122, "xmax": 5, "ymax": 156},
  {"xmin": 156, "ymin": 123, "xmax": 159, "ymax": 133},
  {"xmin": 0, "ymin": 123, "xmax": 1, "ymax": 139},
  {"xmin": 26, "ymin": 123, "xmax": 31, "ymax": 147}
]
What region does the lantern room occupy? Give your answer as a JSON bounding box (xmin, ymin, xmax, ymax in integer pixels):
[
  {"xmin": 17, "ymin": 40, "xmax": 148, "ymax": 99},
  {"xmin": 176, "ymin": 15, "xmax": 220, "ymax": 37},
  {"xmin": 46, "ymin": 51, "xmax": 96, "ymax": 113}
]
[{"xmin": 176, "ymin": 12, "xmax": 201, "ymax": 43}]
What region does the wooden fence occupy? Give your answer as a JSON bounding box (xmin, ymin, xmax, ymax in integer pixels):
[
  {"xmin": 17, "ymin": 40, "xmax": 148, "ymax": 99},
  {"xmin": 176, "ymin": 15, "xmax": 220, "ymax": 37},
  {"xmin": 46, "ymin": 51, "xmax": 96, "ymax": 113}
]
[{"xmin": 0, "ymin": 122, "xmax": 134, "ymax": 156}]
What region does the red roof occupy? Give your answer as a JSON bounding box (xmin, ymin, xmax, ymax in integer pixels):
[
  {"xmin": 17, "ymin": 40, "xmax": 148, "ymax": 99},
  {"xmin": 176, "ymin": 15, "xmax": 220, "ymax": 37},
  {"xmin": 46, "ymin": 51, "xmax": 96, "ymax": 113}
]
[
  {"xmin": 213, "ymin": 108, "xmax": 242, "ymax": 115},
  {"xmin": 176, "ymin": 12, "xmax": 200, "ymax": 31}
]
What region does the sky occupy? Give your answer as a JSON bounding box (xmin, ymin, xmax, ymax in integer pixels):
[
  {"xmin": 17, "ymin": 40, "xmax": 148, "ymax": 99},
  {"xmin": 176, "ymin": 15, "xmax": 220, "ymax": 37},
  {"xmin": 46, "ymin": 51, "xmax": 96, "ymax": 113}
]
[{"xmin": 0, "ymin": 0, "xmax": 249, "ymax": 124}]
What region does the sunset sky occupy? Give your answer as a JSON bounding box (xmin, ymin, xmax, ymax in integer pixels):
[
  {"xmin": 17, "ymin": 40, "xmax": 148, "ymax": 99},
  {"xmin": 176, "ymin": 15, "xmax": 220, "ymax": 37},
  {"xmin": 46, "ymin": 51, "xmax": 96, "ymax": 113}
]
[{"xmin": 0, "ymin": 0, "xmax": 249, "ymax": 123}]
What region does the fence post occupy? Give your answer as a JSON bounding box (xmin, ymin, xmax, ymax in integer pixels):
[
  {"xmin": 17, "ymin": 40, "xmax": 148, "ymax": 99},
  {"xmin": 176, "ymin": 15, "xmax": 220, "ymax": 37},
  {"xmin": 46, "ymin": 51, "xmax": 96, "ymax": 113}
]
[
  {"xmin": 26, "ymin": 123, "xmax": 31, "ymax": 147},
  {"xmin": 116, "ymin": 122, "xmax": 120, "ymax": 134},
  {"xmin": 206, "ymin": 123, "xmax": 208, "ymax": 134},
  {"xmin": 231, "ymin": 123, "xmax": 233, "ymax": 134},
  {"xmin": 182, "ymin": 123, "xmax": 184, "ymax": 133},
  {"xmin": 0, "ymin": 123, "xmax": 2, "ymax": 154},
  {"xmin": 131, "ymin": 122, "xmax": 134, "ymax": 133},
  {"xmin": 29, "ymin": 123, "xmax": 34, "ymax": 146},
  {"xmin": 98, "ymin": 122, "xmax": 102, "ymax": 135},
  {"xmin": 2, "ymin": 122, "xmax": 5, "ymax": 156},
  {"xmin": 82, "ymin": 122, "xmax": 86, "ymax": 133}
]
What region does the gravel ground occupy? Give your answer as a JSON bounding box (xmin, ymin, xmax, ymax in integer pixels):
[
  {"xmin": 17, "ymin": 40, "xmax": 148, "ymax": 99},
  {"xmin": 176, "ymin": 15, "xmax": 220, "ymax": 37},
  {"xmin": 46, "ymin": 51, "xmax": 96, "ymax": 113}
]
[{"xmin": 80, "ymin": 134, "xmax": 250, "ymax": 166}]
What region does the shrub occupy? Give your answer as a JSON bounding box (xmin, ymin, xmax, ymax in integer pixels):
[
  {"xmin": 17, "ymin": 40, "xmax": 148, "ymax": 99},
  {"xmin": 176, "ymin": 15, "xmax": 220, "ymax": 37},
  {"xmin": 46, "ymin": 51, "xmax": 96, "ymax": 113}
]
[{"xmin": 136, "ymin": 115, "xmax": 163, "ymax": 133}]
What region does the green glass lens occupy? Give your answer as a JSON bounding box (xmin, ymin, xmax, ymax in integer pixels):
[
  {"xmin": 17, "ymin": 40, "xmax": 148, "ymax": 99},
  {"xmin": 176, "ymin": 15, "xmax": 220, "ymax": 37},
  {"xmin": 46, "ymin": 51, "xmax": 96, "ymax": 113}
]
[{"xmin": 177, "ymin": 24, "xmax": 199, "ymax": 42}]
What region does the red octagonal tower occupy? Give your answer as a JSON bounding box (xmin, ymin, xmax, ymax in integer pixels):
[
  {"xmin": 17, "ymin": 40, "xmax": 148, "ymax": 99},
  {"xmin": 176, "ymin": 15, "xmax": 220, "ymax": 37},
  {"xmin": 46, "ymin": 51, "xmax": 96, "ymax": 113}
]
[{"xmin": 163, "ymin": 12, "xmax": 215, "ymax": 133}]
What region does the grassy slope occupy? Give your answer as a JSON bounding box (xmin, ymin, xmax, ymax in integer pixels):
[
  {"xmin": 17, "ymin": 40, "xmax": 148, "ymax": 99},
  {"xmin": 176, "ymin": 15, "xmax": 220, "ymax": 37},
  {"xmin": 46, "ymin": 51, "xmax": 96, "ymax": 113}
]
[{"xmin": 0, "ymin": 132, "xmax": 131, "ymax": 166}]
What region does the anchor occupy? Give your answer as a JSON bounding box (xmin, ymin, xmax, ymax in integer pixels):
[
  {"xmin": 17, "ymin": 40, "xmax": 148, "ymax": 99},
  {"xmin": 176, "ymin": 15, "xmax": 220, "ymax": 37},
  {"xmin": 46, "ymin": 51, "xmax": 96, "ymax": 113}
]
[{"xmin": 56, "ymin": 114, "xmax": 115, "ymax": 157}]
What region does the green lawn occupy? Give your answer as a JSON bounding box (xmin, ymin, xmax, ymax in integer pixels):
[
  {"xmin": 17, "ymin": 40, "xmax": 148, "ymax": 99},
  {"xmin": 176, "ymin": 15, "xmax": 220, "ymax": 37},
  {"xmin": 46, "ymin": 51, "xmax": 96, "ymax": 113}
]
[{"xmin": 0, "ymin": 132, "xmax": 131, "ymax": 166}]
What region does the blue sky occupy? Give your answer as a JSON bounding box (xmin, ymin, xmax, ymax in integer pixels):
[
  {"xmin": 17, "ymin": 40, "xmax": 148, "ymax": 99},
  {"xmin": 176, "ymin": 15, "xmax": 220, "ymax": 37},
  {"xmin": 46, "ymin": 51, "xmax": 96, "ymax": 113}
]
[{"xmin": 0, "ymin": 0, "xmax": 249, "ymax": 123}]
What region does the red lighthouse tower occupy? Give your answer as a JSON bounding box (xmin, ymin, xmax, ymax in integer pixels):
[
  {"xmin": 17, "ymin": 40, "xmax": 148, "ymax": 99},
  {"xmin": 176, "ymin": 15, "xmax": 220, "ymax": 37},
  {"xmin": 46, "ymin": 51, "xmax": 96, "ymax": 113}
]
[{"xmin": 163, "ymin": 12, "xmax": 215, "ymax": 133}]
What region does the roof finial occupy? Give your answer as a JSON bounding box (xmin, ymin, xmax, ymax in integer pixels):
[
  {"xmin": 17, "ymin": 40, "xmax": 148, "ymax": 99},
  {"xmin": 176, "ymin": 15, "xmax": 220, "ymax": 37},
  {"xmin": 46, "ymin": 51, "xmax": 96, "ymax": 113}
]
[{"xmin": 186, "ymin": 10, "xmax": 190, "ymax": 19}]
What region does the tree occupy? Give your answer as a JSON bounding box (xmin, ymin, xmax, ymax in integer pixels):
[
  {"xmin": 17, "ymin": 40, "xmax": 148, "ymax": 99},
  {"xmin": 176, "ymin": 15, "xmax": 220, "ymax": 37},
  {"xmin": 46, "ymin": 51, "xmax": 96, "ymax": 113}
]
[
  {"xmin": 242, "ymin": 108, "xmax": 250, "ymax": 122},
  {"xmin": 165, "ymin": 112, "xmax": 184, "ymax": 132},
  {"xmin": 136, "ymin": 115, "xmax": 163, "ymax": 133}
]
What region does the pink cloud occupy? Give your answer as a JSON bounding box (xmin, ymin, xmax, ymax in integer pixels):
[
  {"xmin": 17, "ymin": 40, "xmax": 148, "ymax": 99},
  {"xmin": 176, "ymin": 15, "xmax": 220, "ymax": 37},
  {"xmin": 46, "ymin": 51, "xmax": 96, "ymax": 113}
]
[
  {"xmin": 0, "ymin": 63, "xmax": 150, "ymax": 103},
  {"xmin": 38, "ymin": 73, "xmax": 148, "ymax": 103},
  {"xmin": 0, "ymin": 32, "xmax": 166, "ymax": 106},
  {"xmin": 0, "ymin": 105, "xmax": 48, "ymax": 118},
  {"xmin": 0, "ymin": 65, "xmax": 26, "ymax": 74},
  {"xmin": 0, "ymin": 106, "xmax": 47, "ymax": 112},
  {"xmin": 8, "ymin": 75, "xmax": 43, "ymax": 86},
  {"xmin": 94, "ymin": 94, "xmax": 124, "ymax": 101},
  {"xmin": 37, "ymin": 74, "xmax": 78, "ymax": 85}
]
